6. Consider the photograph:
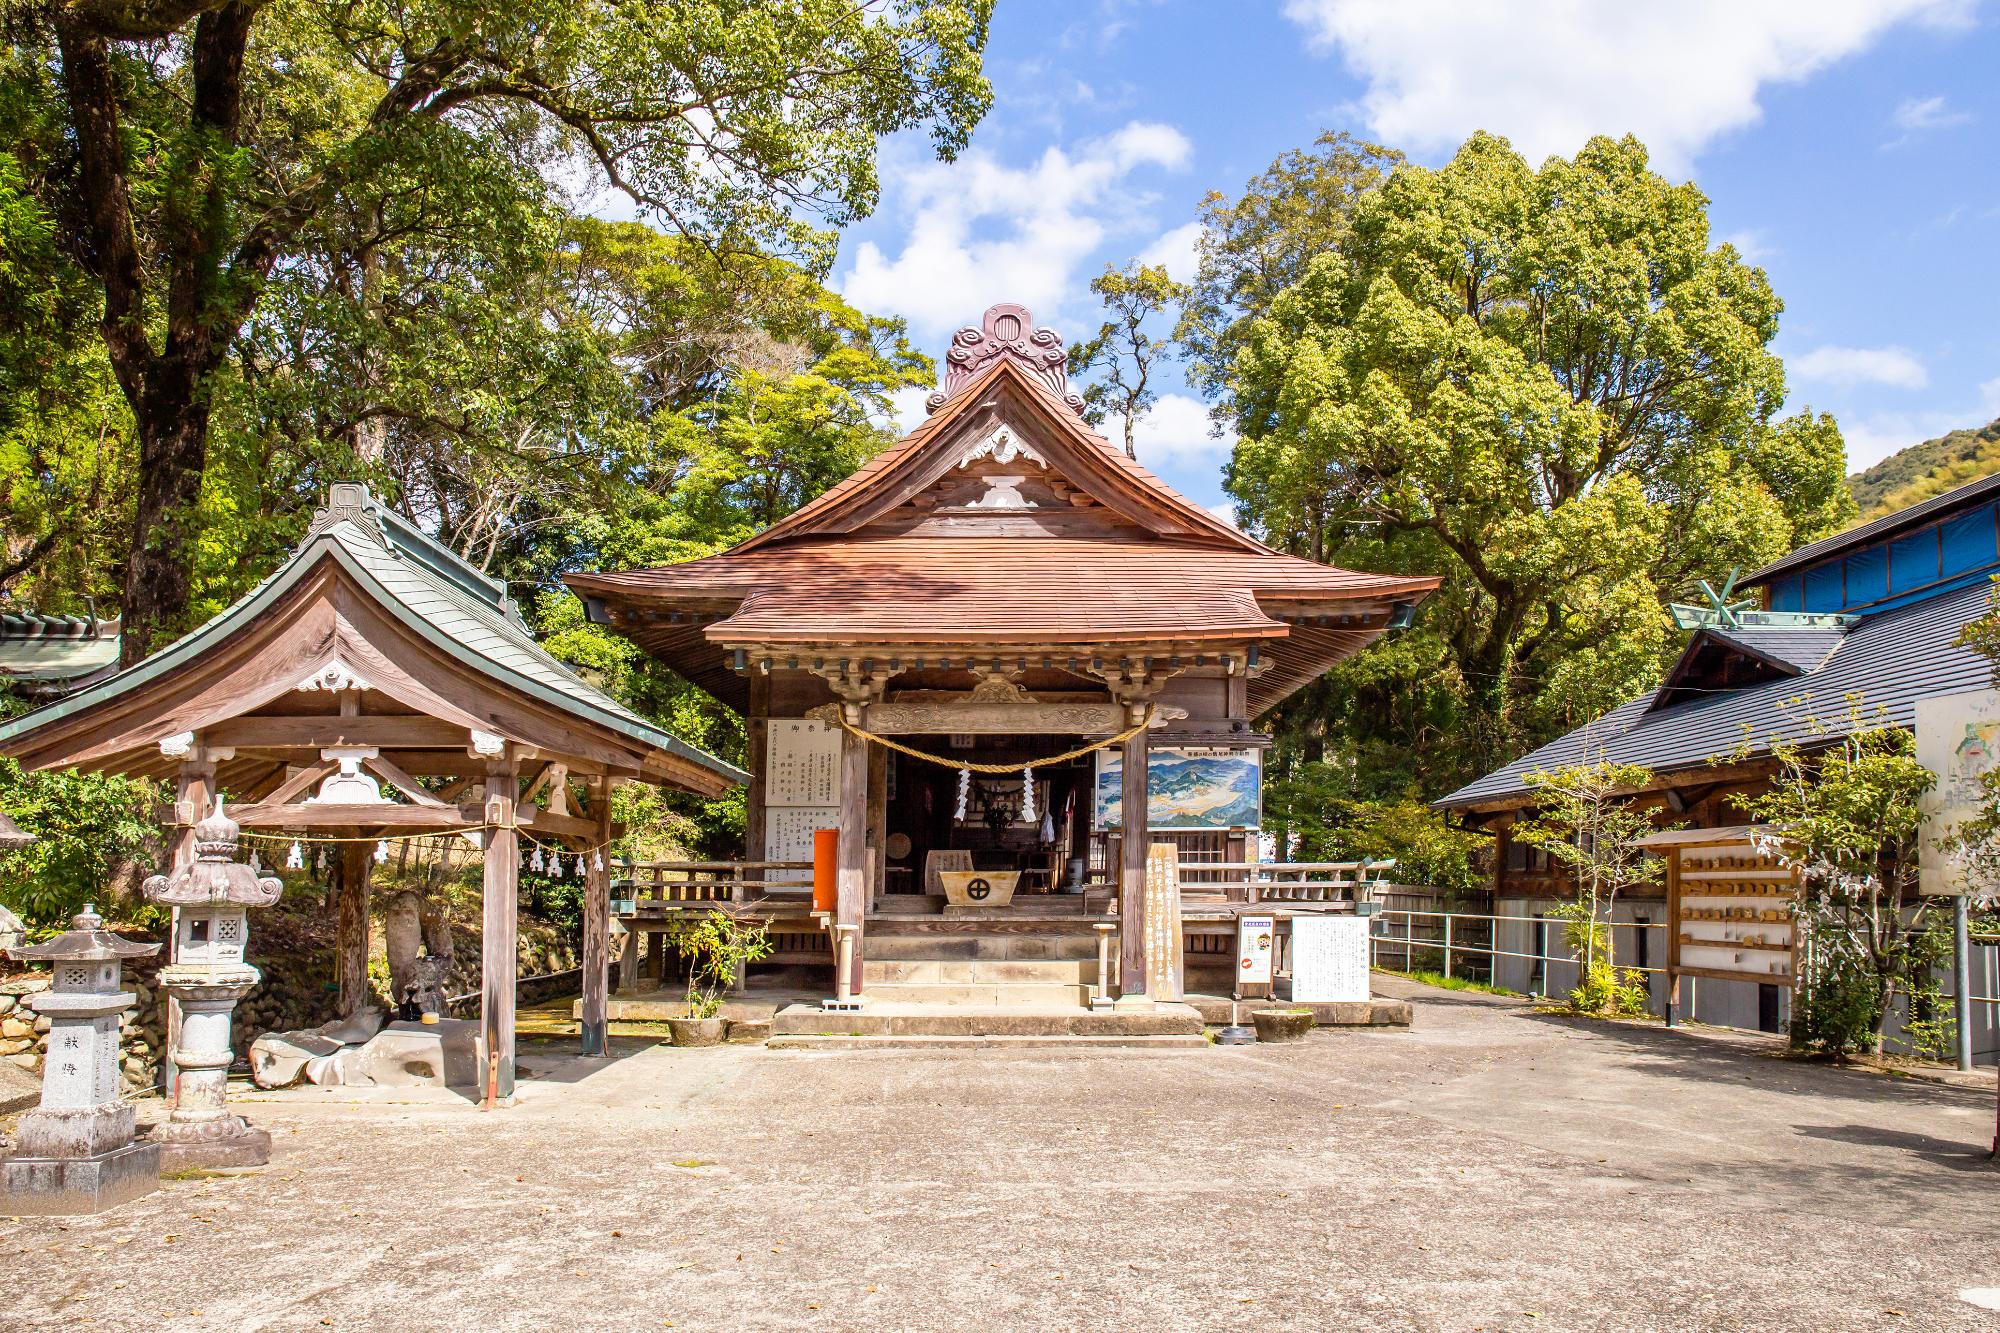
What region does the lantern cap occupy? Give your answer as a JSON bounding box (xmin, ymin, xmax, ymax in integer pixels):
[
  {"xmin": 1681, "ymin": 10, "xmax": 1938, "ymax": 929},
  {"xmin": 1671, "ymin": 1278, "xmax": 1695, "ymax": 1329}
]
[
  {"xmin": 141, "ymin": 796, "xmax": 283, "ymax": 907},
  {"xmin": 6, "ymin": 902, "xmax": 160, "ymax": 963}
]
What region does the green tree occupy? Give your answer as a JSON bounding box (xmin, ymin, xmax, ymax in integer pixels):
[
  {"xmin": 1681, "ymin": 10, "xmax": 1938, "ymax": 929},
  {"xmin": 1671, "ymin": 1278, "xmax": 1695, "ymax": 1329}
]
[
  {"xmin": 1731, "ymin": 707, "xmax": 1938, "ymax": 1058},
  {"xmin": 1066, "ymin": 262, "xmax": 1189, "ymax": 457},
  {"xmin": 1178, "ymin": 130, "xmax": 1402, "ymax": 403},
  {"xmin": 7, "ymin": 0, "xmax": 992, "ymax": 662},
  {"xmin": 1513, "ymin": 759, "xmax": 1668, "ymax": 1014},
  {"xmin": 1229, "ymin": 132, "xmax": 1854, "ymax": 791}
]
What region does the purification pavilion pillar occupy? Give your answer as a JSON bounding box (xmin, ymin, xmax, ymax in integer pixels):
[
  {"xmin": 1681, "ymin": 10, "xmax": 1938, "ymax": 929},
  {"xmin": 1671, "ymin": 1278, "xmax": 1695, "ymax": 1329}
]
[
  {"xmin": 482, "ymin": 752, "xmax": 519, "ymax": 1104},
  {"xmin": 580, "ymin": 780, "xmax": 613, "ymax": 1057},
  {"xmin": 1118, "ymin": 719, "xmax": 1150, "ymax": 1001}
]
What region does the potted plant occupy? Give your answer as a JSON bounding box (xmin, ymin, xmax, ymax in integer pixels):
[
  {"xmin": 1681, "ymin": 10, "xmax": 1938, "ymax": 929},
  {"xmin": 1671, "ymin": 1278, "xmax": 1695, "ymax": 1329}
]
[{"xmin": 667, "ymin": 909, "xmax": 772, "ymax": 1047}]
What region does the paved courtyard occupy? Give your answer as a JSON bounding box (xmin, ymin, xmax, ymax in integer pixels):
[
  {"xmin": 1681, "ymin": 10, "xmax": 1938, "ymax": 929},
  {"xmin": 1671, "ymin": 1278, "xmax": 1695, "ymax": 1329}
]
[{"xmin": 4, "ymin": 979, "xmax": 1997, "ymax": 1332}]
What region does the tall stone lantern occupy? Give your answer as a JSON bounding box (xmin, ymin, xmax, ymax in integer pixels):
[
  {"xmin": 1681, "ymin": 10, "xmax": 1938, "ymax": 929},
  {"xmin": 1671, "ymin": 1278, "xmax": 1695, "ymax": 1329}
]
[
  {"xmin": 1, "ymin": 904, "xmax": 162, "ymax": 1213},
  {"xmin": 142, "ymin": 797, "xmax": 281, "ymax": 1169}
]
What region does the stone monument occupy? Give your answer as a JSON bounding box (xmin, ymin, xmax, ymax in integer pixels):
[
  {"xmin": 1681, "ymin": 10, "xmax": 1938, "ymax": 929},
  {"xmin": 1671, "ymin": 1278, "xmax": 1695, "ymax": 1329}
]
[
  {"xmin": 1, "ymin": 904, "xmax": 162, "ymax": 1213},
  {"xmin": 142, "ymin": 797, "xmax": 281, "ymax": 1169}
]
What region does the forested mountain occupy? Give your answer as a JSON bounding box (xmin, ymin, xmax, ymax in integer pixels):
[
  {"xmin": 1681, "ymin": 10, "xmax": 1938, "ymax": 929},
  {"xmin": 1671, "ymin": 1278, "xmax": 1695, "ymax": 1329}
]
[{"xmin": 1847, "ymin": 417, "xmax": 2000, "ymax": 518}]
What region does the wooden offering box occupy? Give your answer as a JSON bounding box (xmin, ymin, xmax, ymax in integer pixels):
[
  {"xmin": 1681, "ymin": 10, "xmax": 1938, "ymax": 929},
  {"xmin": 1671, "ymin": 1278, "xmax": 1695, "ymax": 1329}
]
[
  {"xmin": 938, "ymin": 870, "xmax": 1021, "ymax": 908},
  {"xmin": 1639, "ymin": 825, "xmax": 1801, "ymax": 992}
]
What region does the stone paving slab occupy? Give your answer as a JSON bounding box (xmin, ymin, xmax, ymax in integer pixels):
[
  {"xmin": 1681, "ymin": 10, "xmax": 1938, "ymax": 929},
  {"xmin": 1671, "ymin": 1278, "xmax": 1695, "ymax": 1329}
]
[{"xmin": 2, "ymin": 975, "xmax": 1995, "ymax": 1331}]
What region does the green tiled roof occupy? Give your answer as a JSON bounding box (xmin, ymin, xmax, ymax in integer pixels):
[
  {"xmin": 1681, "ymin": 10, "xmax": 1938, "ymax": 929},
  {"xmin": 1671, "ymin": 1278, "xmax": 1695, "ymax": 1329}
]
[{"xmin": 0, "ymin": 485, "xmax": 745, "ymax": 787}]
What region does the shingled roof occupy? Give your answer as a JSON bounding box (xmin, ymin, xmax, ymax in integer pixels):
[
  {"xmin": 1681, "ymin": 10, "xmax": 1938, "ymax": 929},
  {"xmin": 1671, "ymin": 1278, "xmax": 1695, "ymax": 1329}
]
[{"xmin": 570, "ymin": 304, "xmax": 1438, "ymax": 715}]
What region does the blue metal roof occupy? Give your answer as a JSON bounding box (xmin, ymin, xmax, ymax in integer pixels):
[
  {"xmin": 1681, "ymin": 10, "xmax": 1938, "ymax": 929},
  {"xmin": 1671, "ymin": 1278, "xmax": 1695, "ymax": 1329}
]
[{"xmin": 1436, "ymin": 579, "xmax": 1994, "ymax": 810}]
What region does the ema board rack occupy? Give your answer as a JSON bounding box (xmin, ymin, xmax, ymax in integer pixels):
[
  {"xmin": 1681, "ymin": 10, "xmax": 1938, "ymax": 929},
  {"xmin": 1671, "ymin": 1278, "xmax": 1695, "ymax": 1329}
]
[{"xmin": 1636, "ymin": 826, "xmax": 1802, "ymax": 1019}]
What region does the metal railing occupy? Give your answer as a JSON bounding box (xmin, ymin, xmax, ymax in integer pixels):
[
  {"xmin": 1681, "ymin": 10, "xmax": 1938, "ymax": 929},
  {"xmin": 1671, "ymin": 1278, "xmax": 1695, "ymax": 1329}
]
[{"xmin": 1367, "ymin": 907, "xmax": 2000, "ymax": 1033}]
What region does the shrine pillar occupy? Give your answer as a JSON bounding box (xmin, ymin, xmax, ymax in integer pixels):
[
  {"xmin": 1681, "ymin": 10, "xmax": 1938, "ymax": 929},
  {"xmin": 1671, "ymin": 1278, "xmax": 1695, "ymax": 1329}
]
[
  {"xmin": 1118, "ymin": 718, "xmax": 1150, "ymax": 1000},
  {"xmin": 836, "ymin": 721, "xmax": 869, "ymax": 996},
  {"xmin": 481, "ymin": 750, "xmax": 519, "ymax": 1104}
]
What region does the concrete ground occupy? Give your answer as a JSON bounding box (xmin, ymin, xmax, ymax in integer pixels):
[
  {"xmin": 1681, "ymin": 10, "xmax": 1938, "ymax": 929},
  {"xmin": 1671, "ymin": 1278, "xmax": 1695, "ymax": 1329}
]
[{"xmin": 3, "ymin": 978, "xmax": 1997, "ymax": 1333}]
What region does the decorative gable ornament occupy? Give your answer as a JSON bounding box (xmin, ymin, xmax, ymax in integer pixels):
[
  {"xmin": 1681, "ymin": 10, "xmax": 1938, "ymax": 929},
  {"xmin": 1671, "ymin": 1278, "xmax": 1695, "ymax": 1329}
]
[
  {"xmin": 309, "ymin": 745, "xmax": 386, "ymax": 805},
  {"xmin": 927, "ymin": 303, "xmax": 1085, "ymax": 416},
  {"xmin": 295, "ymin": 660, "xmax": 371, "ymax": 693},
  {"xmin": 955, "ymin": 423, "xmax": 1047, "ymax": 471}
]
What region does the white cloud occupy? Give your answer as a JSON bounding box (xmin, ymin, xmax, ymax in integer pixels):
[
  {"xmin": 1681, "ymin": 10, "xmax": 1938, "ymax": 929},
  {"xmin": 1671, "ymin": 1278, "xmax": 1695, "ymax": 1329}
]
[
  {"xmin": 1719, "ymin": 228, "xmax": 1776, "ymax": 264},
  {"xmin": 840, "ymin": 121, "xmax": 1193, "ymax": 339},
  {"xmin": 1791, "ymin": 344, "xmax": 1929, "ymax": 390},
  {"xmin": 1137, "ymin": 221, "xmax": 1205, "ymax": 283},
  {"xmin": 1280, "ymin": 0, "xmax": 1971, "ymax": 175},
  {"xmin": 883, "ymin": 384, "xmax": 933, "ymax": 435},
  {"xmin": 1205, "ymin": 501, "xmax": 1240, "ymax": 531},
  {"xmin": 1891, "ymin": 94, "xmax": 1972, "ymax": 132},
  {"xmin": 1104, "ymin": 393, "xmax": 1232, "ymax": 467}
]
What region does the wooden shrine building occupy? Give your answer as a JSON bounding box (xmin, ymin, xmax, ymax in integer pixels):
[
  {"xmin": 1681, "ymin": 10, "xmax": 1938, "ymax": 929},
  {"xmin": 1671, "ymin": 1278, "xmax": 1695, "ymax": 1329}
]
[
  {"xmin": 0, "ymin": 485, "xmax": 743, "ymax": 1100},
  {"xmin": 570, "ymin": 303, "xmax": 1438, "ymax": 1002}
]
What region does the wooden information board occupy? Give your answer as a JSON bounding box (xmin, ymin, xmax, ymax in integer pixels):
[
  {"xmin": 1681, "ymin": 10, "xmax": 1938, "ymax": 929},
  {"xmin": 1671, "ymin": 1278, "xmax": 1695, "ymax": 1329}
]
[
  {"xmin": 1642, "ymin": 826, "xmax": 1801, "ymax": 1017},
  {"xmin": 1290, "ymin": 915, "xmax": 1369, "ymax": 1003}
]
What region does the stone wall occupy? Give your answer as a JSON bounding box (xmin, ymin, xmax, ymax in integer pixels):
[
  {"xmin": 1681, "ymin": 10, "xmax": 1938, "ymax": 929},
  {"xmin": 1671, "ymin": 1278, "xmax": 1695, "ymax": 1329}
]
[{"xmin": 0, "ymin": 903, "xmax": 579, "ymax": 1094}]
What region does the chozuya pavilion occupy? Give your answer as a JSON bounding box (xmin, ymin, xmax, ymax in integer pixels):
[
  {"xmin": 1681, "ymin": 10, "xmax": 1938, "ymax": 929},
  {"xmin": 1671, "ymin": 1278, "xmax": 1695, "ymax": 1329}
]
[{"xmin": 570, "ymin": 303, "xmax": 1438, "ymax": 1016}]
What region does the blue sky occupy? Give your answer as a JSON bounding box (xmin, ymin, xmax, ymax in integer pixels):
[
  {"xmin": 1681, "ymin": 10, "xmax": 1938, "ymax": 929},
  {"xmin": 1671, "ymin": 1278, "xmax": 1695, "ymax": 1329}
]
[{"xmin": 832, "ymin": 0, "xmax": 2000, "ymax": 513}]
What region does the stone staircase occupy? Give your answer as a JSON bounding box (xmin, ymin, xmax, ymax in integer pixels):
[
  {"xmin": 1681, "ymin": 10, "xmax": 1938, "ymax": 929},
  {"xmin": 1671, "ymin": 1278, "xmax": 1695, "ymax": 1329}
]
[{"xmin": 768, "ymin": 906, "xmax": 1206, "ymax": 1046}]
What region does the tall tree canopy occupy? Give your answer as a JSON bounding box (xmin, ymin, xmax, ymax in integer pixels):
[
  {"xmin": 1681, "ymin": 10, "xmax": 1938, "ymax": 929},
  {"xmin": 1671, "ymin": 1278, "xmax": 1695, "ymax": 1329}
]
[
  {"xmin": 5, "ymin": 0, "xmax": 992, "ymax": 661},
  {"xmin": 1227, "ymin": 131, "xmax": 1853, "ymax": 795}
]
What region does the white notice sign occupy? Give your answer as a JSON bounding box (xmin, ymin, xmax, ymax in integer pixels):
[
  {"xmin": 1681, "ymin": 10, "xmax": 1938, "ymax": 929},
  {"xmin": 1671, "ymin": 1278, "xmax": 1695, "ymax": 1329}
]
[
  {"xmin": 1237, "ymin": 915, "xmax": 1276, "ymax": 986},
  {"xmin": 1289, "ymin": 915, "xmax": 1369, "ymax": 1003},
  {"xmin": 766, "ymin": 719, "xmax": 841, "ymax": 808}
]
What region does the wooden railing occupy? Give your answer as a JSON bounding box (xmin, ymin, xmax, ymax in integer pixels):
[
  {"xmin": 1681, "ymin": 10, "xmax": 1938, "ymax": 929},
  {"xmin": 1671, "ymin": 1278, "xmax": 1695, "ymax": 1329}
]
[
  {"xmin": 1175, "ymin": 860, "xmax": 1397, "ymax": 906},
  {"xmin": 611, "ymin": 860, "xmax": 814, "ymax": 913}
]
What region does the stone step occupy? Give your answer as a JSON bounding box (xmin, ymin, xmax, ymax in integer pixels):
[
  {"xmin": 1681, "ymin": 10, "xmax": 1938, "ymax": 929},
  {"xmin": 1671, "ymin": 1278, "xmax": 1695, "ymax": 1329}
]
[
  {"xmin": 859, "ymin": 981, "xmax": 1095, "ymax": 1006},
  {"xmin": 861, "ymin": 959, "xmax": 1098, "ymax": 985},
  {"xmin": 768, "ymin": 1034, "xmax": 1209, "ymax": 1051},
  {"xmin": 773, "ymin": 1001, "xmax": 1205, "ymax": 1039},
  {"xmin": 863, "ymin": 933, "xmax": 1101, "ymax": 962}
]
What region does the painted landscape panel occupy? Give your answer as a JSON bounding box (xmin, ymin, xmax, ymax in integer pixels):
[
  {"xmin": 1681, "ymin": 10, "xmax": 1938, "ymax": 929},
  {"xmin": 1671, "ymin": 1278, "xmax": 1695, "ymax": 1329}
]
[{"xmin": 1094, "ymin": 747, "xmax": 1261, "ymax": 830}]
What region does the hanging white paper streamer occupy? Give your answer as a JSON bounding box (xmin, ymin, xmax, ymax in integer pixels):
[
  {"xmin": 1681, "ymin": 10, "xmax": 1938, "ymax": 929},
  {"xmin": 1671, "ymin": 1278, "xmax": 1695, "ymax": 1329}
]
[
  {"xmin": 285, "ymin": 840, "xmax": 303, "ymax": 870},
  {"xmin": 373, "ymin": 839, "xmax": 389, "ymax": 864},
  {"xmin": 574, "ymin": 854, "xmax": 587, "ymax": 877},
  {"xmin": 955, "ymin": 766, "xmax": 971, "ymax": 821},
  {"xmin": 530, "ymin": 845, "xmax": 546, "ymax": 874},
  {"xmin": 1020, "ymin": 766, "xmax": 1036, "ymax": 824},
  {"xmin": 592, "ymin": 849, "xmax": 604, "ymax": 872}
]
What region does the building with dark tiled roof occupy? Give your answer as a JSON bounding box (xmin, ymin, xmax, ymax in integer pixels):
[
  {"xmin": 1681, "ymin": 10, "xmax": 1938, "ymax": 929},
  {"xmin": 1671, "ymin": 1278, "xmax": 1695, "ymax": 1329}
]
[{"xmin": 1437, "ymin": 471, "xmax": 2000, "ymax": 1045}]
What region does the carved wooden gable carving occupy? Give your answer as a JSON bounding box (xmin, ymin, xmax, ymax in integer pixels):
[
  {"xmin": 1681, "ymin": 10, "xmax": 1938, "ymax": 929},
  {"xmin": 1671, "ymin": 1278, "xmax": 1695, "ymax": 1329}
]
[{"xmin": 927, "ymin": 304, "xmax": 1085, "ymax": 417}]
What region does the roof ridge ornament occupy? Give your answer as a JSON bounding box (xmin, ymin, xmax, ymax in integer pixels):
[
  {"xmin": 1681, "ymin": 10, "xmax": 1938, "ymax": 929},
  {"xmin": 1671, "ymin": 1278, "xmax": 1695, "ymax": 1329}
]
[
  {"xmin": 926, "ymin": 303, "xmax": 1085, "ymax": 416},
  {"xmin": 306, "ymin": 482, "xmax": 387, "ymax": 547}
]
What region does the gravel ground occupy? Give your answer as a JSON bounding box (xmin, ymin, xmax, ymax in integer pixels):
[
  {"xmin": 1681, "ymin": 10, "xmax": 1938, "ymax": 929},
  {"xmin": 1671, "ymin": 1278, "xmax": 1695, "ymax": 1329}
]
[{"xmin": 3, "ymin": 978, "xmax": 1996, "ymax": 1333}]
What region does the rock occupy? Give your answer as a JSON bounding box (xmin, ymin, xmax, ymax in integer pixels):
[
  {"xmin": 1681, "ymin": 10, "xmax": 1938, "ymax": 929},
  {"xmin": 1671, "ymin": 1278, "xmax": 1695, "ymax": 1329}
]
[
  {"xmin": 0, "ymin": 1017, "xmax": 31, "ymax": 1040},
  {"xmin": 0, "ymin": 994, "xmax": 16, "ymax": 1015},
  {"xmin": 32, "ymin": 1015, "xmax": 50, "ymax": 1035},
  {"xmin": 0, "ymin": 977, "xmax": 50, "ymax": 997},
  {"xmin": 329, "ymin": 1020, "xmax": 483, "ymax": 1089},
  {"xmin": 250, "ymin": 1027, "xmax": 346, "ymax": 1089},
  {"xmin": 0, "ymin": 1038, "xmax": 29, "ymax": 1057},
  {"xmin": 7, "ymin": 1052, "xmax": 40, "ymax": 1070}
]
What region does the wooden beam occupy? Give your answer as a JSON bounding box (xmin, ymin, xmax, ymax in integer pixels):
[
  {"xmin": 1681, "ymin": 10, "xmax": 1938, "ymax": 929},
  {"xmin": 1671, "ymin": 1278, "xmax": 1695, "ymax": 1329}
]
[
  {"xmin": 482, "ymin": 753, "xmax": 519, "ymax": 1106},
  {"xmin": 205, "ymin": 715, "xmax": 476, "ymax": 750},
  {"xmin": 226, "ymin": 801, "xmax": 479, "ymax": 829},
  {"xmin": 258, "ymin": 761, "xmax": 338, "ymax": 807},
  {"xmin": 363, "ymin": 751, "xmax": 450, "ymax": 807},
  {"xmin": 518, "ymin": 806, "xmax": 595, "ymax": 840}
]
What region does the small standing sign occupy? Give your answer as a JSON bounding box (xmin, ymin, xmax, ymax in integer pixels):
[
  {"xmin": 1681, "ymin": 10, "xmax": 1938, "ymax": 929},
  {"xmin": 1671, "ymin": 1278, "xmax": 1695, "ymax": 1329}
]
[{"xmin": 1235, "ymin": 914, "xmax": 1276, "ymax": 1001}]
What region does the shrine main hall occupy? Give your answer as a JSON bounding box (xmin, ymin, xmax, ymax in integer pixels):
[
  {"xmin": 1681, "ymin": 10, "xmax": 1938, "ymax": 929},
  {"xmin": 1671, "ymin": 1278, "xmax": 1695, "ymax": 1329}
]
[{"xmin": 569, "ymin": 303, "xmax": 1437, "ymax": 1021}]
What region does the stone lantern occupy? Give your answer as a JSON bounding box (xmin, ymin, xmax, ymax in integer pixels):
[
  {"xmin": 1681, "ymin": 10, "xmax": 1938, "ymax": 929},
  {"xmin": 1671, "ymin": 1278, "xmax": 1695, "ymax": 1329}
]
[
  {"xmin": 1, "ymin": 904, "xmax": 162, "ymax": 1213},
  {"xmin": 142, "ymin": 796, "xmax": 282, "ymax": 1169}
]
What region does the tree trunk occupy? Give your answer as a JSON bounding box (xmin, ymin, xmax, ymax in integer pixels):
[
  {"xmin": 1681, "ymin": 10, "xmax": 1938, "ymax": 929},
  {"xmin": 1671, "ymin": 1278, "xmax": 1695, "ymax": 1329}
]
[
  {"xmin": 119, "ymin": 368, "xmax": 214, "ymax": 664},
  {"xmin": 334, "ymin": 841, "xmax": 374, "ymax": 1016}
]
